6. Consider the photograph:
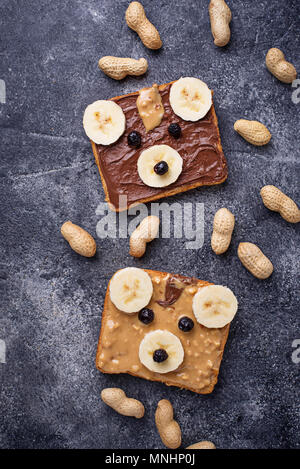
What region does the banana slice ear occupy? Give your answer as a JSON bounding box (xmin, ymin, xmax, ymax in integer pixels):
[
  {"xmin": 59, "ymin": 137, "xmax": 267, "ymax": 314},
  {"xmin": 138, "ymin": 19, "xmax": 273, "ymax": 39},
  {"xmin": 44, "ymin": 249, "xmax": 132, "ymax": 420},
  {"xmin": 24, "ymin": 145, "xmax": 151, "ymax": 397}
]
[
  {"xmin": 83, "ymin": 100, "xmax": 126, "ymax": 145},
  {"xmin": 192, "ymin": 285, "xmax": 238, "ymax": 328},
  {"xmin": 109, "ymin": 267, "xmax": 153, "ymax": 314},
  {"xmin": 169, "ymin": 77, "xmax": 212, "ymax": 121}
]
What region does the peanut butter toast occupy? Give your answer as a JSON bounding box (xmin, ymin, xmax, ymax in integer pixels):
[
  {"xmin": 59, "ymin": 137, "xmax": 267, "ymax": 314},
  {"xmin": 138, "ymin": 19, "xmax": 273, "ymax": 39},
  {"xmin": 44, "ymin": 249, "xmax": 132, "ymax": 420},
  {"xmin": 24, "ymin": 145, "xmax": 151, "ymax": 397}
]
[
  {"xmin": 84, "ymin": 78, "xmax": 228, "ymax": 212},
  {"xmin": 96, "ymin": 268, "xmax": 238, "ymax": 394}
]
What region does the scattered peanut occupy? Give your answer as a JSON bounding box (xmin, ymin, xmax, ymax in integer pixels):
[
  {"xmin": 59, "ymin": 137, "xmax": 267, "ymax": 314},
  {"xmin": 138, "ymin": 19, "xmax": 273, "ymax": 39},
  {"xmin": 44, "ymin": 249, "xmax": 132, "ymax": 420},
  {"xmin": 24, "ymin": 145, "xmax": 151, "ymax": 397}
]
[
  {"xmin": 234, "ymin": 119, "xmax": 271, "ymax": 146},
  {"xmin": 155, "ymin": 399, "xmax": 181, "ymax": 449},
  {"xmin": 98, "ymin": 56, "xmax": 148, "ymax": 80},
  {"xmin": 211, "ymin": 207, "xmax": 235, "ymax": 255},
  {"xmin": 237, "ymin": 242, "xmax": 273, "ymax": 279},
  {"xmin": 266, "ymin": 48, "xmax": 297, "ymax": 84},
  {"xmin": 260, "ymin": 185, "xmax": 300, "ymax": 223},
  {"xmin": 61, "ymin": 221, "xmax": 96, "ymax": 257},
  {"xmin": 209, "ymin": 0, "xmax": 232, "ymax": 47},
  {"xmin": 101, "ymin": 388, "xmax": 145, "ymax": 418},
  {"xmin": 129, "ymin": 215, "xmax": 160, "ymax": 258},
  {"xmin": 186, "ymin": 441, "xmax": 216, "ymax": 449},
  {"xmin": 125, "ymin": 1, "xmax": 162, "ymax": 50}
]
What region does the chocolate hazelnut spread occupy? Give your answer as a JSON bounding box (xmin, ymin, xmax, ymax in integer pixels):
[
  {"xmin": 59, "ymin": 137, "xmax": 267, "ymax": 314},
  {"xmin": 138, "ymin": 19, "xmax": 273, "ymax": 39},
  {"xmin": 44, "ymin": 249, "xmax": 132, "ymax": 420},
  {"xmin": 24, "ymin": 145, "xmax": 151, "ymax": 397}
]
[
  {"xmin": 157, "ymin": 274, "xmax": 198, "ymax": 307},
  {"xmin": 96, "ymin": 270, "xmax": 230, "ymax": 394},
  {"xmin": 93, "ymin": 82, "xmax": 227, "ymax": 210},
  {"xmin": 136, "ymin": 84, "xmax": 164, "ymax": 132}
]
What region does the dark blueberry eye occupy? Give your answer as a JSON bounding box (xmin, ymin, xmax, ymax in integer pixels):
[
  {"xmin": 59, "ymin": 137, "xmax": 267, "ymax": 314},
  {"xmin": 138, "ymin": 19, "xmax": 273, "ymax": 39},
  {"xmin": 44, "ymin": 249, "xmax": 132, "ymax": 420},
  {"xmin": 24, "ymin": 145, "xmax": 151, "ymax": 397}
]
[
  {"xmin": 153, "ymin": 349, "xmax": 168, "ymax": 362},
  {"xmin": 178, "ymin": 316, "xmax": 194, "ymax": 332},
  {"xmin": 127, "ymin": 131, "xmax": 141, "ymax": 147},
  {"xmin": 138, "ymin": 308, "xmax": 154, "ymax": 324},
  {"xmin": 168, "ymin": 123, "xmax": 181, "ymax": 139},
  {"xmin": 154, "ymin": 161, "xmax": 168, "ymax": 175}
]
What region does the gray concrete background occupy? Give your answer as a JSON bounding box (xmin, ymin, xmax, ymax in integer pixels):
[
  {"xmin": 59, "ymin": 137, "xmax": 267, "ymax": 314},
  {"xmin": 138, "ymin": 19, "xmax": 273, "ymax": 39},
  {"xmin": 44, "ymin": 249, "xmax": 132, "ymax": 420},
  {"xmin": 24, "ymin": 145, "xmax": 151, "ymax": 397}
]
[{"xmin": 0, "ymin": 0, "xmax": 299, "ymax": 449}]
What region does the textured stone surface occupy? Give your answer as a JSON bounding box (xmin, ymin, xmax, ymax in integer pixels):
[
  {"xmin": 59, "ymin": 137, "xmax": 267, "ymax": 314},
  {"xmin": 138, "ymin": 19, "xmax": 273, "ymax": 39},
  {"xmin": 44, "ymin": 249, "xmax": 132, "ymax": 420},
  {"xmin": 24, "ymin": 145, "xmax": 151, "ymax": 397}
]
[{"xmin": 0, "ymin": 0, "xmax": 299, "ymax": 449}]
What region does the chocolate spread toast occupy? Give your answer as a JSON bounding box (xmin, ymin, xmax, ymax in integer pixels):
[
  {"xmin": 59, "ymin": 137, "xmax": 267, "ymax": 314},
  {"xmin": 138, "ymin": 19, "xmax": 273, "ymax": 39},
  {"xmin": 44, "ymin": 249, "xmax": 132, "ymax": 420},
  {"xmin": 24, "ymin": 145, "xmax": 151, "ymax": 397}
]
[{"xmin": 91, "ymin": 81, "xmax": 228, "ymax": 211}]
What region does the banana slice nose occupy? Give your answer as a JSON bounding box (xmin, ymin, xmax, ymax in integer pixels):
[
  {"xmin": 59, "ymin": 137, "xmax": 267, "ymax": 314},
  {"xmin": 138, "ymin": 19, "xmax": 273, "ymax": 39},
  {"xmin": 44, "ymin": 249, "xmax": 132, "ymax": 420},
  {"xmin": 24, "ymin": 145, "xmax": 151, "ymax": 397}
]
[
  {"xmin": 139, "ymin": 330, "xmax": 184, "ymax": 373},
  {"xmin": 192, "ymin": 285, "xmax": 238, "ymax": 328},
  {"xmin": 169, "ymin": 77, "xmax": 212, "ymax": 121},
  {"xmin": 137, "ymin": 144, "xmax": 183, "ymax": 188}
]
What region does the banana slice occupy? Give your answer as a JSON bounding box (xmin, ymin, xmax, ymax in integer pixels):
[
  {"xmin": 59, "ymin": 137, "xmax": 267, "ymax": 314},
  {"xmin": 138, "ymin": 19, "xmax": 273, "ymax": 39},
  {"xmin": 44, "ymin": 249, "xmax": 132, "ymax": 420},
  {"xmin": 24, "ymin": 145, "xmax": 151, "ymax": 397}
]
[
  {"xmin": 109, "ymin": 268, "xmax": 153, "ymax": 314},
  {"xmin": 192, "ymin": 285, "xmax": 238, "ymax": 328},
  {"xmin": 139, "ymin": 330, "xmax": 184, "ymax": 373},
  {"xmin": 169, "ymin": 77, "xmax": 212, "ymax": 121},
  {"xmin": 137, "ymin": 144, "xmax": 183, "ymax": 188},
  {"xmin": 83, "ymin": 100, "xmax": 125, "ymax": 145}
]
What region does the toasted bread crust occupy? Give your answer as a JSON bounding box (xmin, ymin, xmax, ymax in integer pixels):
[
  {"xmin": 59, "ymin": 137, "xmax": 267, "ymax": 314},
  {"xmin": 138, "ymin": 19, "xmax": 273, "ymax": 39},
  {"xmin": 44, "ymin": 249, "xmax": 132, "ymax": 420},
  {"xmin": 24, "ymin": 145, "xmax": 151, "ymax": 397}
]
[
  {"xmin": 96, "ymin": 269, "xmax": 230, "ymax": 394},
  {"xmin": 91, "ymin": 81, "xmax": 227, "ymax": 212}
]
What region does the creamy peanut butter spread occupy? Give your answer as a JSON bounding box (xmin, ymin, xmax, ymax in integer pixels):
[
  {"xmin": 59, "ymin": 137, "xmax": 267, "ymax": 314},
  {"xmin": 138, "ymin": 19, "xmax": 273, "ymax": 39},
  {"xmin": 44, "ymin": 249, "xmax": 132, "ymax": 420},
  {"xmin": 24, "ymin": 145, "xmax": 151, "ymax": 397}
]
[
  {"xmin": 96, "ymin": 270, "xmax": 230, "ymax": 394},
  {"xmin": 136, "ymin": 84, "xmax": 165, "ymax": 132}
]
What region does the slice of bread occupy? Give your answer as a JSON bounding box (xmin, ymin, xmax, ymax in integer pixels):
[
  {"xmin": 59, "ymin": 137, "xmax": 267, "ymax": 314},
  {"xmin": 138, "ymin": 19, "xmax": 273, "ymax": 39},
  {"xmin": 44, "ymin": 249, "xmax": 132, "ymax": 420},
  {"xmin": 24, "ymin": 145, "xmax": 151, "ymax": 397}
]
[
  {"xmin": 91, "ymin": 80, "xmax": 228, "ymax": 212},
  {"xmin": 96, "ymin": 269, "xmax": 230, "ymax": 394}
]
